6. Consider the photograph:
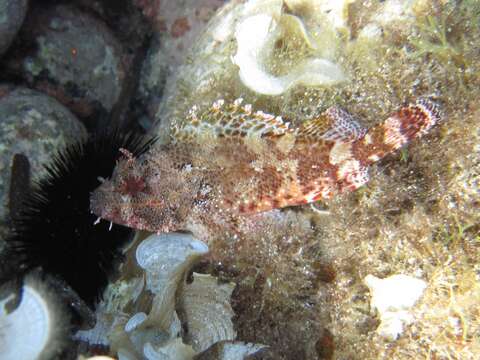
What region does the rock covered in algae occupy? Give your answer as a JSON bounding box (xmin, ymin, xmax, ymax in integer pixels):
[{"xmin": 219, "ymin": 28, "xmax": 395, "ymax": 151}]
[
  {"xmin": 0, "ymin": 0, "xmax": 28, "ymax": 56},
  {"xmin": 18, "ymin": 5, "xmax": 126, "ymax": 117},
  {"xmin": 137, "ymin": 0, "xmax": 225, "ymax": 127},
  {"xmin": 135, "ymin": 0, "xmax": 480, "ymax": 358},
  {"xmin": 0, "ymin": 87, "xmax": 86, "ymax": 251}
]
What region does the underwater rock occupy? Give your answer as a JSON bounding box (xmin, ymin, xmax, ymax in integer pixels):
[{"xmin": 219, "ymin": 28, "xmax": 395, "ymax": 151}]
[
  {"xmin": 0, "ymin": 87, "xmax": 86, "ymax": 251},
  {"xmin": 90, "ymin": 2, "xmax": 459, "ymax": 358},
  {"xmin": 178, "ymin": 273, "xmax": 237, "ymax": 353},
  {"xmin": 356, "ymin": 0, "xmax": 420, "ymax": 40},
  {"xmin": 0, "ymin": 276, "xmax": 68, "ymax": 360},
  {"xmin": 364, "ymin": 274, "xmax": 427, "ymax": 340},
  {"xmin": 18, "ymin": 5, "xmax": 126, "ymax": 117},
  {"xmin": 124, "ymin": 0, "xmax": 480, "ymax": 358},
  {"xmin": 137, "ymin": 0, "xmax": 224, "ymax": 130},
  {"xmin": 0, "ymin": 0, "xmax": 28, "ymax": 56}
]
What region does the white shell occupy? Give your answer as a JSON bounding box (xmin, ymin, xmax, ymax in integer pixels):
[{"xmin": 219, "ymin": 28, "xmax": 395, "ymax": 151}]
[
  {"xmin": 0, "ymin": 281, "xmax": 61, "ymax": 360},
  {"xmin": 233, "ymin": 12, "xmax": 345, "ymax": 95},
  {"xmin": 375, "ymin": 310, "xmax": 414, "ymax": 341},
  {"xmin": 365, "ymin": 274, "xmax": 427, "ymax": 340},
  {"xmin": 364, "ymin": 274, "xmax": 427, "ymax": 314},
  {"xmin": 136, "ymin": 233, "xmax": 208, "ymax": 269},
  {"xmin": 111, "ymin": 233, "xmax": 208, "ymax": 359},
  {"xmin": 178, "ymin": 273, "xmax": 237, "ymax": 352}
]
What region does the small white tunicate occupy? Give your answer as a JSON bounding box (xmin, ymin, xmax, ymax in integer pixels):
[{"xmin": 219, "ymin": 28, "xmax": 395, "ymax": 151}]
[{"xmin": 125, "ymin": 312, "xmax": 148, "ymax": 333}]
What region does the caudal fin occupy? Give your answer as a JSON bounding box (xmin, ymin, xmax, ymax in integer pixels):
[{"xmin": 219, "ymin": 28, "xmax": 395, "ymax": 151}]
[{"xmin": 354, "ymin": 99, "xmax": 442, "ymax": 165}]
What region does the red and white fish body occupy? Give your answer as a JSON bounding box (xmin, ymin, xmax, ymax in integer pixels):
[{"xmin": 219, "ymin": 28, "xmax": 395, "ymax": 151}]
[{"xmin": 90, "ymin": 98, "xmax": 441, "ymax": 236}]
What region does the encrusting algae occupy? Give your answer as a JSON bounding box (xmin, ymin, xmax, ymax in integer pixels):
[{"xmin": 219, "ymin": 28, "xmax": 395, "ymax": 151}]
[{"xmin": 91, "ymin": 0, "xmax": 480, "ymax": 358}]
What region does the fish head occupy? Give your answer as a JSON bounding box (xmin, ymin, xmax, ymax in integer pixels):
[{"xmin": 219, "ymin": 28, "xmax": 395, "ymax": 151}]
[{"xmin": 90, "ymin": 154, "xmax": 178, "ymax": 233}]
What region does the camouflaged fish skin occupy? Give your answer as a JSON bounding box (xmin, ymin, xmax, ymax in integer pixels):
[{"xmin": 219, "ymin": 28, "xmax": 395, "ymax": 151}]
[{"xmin": 90, "ymin": 98, "xmax": 441, "ymax": 235}]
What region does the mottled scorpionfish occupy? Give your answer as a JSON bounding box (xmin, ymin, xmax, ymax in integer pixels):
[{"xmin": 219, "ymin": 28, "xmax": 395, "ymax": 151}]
[{"xmin": 91, "ymin": 98, "xmax": 441, "ymax": 238}]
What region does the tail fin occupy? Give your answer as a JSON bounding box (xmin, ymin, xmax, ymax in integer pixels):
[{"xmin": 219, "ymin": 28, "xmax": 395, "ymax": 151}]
[{"xmin": 354, "ymin": 99, "xmax": 442, "ymax": 165}]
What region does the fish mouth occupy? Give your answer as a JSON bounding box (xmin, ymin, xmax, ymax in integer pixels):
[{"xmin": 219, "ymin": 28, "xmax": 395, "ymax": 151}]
[
  {"xmin": 89, "ymin": 189, "xmax": 104, "ymax": 219},
  {"xmin": 90, "ymin": 184, "xmax": 118, "ymax": 224},
  {"xmin": 90, "ymin": 183, "xmax": 155, "ymax": 232}
]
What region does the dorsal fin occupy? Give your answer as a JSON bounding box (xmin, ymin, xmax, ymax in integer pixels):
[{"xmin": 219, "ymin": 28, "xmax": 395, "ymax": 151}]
[
  {"xmin": 171, "ymin": 98, "xmax": 292, "ymax": 142},
  {"xmin": 296, "ymin": 107, "xmax": 367, "ymax": 143}
]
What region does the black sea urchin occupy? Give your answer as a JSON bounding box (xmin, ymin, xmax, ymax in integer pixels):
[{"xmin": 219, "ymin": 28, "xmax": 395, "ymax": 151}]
[{"xmin": 3, "ymin": 128, "xmax": 154, "ymax": 307}]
